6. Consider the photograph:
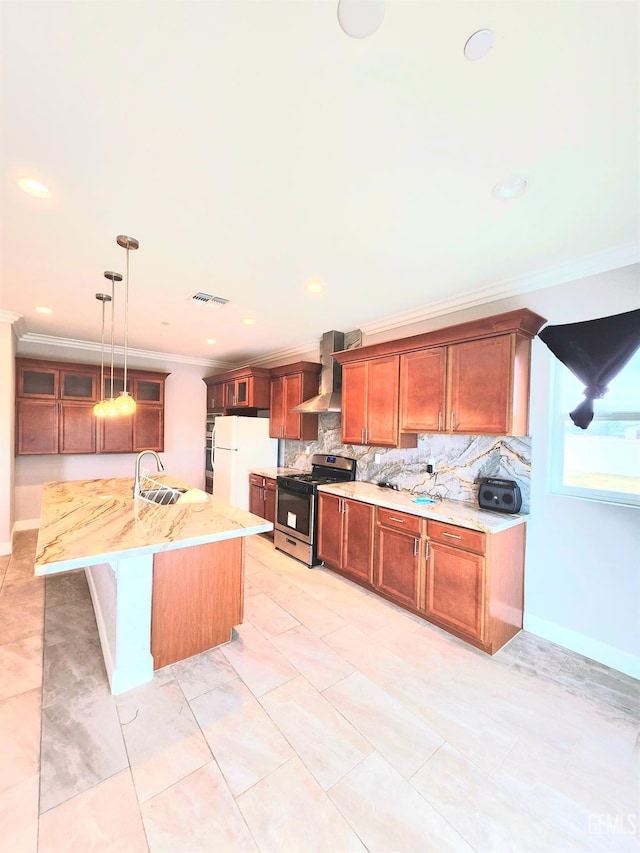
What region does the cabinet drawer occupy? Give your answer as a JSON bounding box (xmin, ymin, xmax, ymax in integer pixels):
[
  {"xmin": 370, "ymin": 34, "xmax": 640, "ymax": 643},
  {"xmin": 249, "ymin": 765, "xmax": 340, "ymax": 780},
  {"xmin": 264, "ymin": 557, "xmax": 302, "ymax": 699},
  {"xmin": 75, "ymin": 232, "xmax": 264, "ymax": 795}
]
[
  {"xmin": 377, "ymin": 507, "xmax": 422, "ymax": 535},
  {"xmin": 428, "ymin": 520, "xmax": 485, "ymax": 554},
  {"xmin": 249, "ymin": 474, "xmax": 265, "ymax": 487}
]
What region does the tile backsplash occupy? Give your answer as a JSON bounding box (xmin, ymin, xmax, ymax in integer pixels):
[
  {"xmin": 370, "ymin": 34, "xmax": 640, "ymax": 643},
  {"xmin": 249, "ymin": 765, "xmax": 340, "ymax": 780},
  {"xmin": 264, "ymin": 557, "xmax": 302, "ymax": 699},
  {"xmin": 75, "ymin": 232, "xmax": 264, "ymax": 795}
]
[{"xmin": 282, "ymin": 414, "xmax": 531, "ymax": 512}]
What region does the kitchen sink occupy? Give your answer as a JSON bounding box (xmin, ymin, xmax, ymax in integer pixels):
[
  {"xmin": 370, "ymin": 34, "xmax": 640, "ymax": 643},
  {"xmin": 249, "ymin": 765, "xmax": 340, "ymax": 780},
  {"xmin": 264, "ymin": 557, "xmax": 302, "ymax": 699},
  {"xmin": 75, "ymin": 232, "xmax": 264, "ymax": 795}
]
[{"xmin": 139, "ymin": 487, "xmax": 187, "ymax": 505}]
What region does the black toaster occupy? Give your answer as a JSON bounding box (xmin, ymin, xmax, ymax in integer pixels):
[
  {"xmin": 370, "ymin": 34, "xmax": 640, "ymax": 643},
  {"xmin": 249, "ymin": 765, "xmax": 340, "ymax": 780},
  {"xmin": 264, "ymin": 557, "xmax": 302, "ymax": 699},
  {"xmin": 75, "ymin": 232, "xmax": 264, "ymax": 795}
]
[{"xmin": 477, "ymin": 477, "xmax": 522, "ymax": 513}]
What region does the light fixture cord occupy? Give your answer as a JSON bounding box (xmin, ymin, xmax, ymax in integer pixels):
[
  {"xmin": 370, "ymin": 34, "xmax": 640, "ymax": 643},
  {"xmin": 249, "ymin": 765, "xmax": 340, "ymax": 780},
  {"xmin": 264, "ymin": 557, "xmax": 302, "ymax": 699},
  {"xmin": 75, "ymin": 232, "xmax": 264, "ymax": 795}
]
[
  {"xmin": 100, "ymin": 298, "xmax": 106, "ymax": 400},
  {"xmin": 109, "ymin": 276, "xmax": 115, "ymax": 399},
  {"xmin": 123, "ymin": 246, "xmax": 129, "ymax": 394}
]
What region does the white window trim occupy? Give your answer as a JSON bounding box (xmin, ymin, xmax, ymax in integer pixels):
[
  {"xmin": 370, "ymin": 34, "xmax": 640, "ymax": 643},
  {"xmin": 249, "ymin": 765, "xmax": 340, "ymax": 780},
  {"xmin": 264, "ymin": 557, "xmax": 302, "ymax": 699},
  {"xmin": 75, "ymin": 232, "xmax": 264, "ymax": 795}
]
[{"xmin": 549, "ymin": 358, "xmax": 640, "ymax": 509}]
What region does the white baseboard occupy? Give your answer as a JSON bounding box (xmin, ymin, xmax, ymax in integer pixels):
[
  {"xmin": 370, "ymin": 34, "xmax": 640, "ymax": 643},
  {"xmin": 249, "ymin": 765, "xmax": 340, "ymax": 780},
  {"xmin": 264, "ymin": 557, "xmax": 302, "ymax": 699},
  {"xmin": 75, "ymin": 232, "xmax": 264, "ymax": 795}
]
[
  {"xmin": 0, "ymin": 541, "xmax": 11, "ymax": 557},
  {"xmin": 13, "ymin": 519, "xmax": 40, "ymax": 532},
  {"xmin": 523, "ymin": 613, "xmax": 640, "ymax": 680}
]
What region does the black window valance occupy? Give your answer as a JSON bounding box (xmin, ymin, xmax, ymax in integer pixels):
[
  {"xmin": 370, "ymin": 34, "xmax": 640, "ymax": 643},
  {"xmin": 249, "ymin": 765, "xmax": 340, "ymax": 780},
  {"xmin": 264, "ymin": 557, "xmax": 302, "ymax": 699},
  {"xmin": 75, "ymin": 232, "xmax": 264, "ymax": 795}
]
[{"xmin": 538, "ymin": 308, "xmax": 640, "ymax": 429}]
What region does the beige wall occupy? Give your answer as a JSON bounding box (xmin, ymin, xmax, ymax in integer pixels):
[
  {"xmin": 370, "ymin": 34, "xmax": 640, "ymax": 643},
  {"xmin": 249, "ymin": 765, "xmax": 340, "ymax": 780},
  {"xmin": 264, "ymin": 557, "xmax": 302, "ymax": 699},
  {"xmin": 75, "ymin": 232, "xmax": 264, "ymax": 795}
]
[{"xmin": 0, "ymin": 319, "xmax": 16, "ymax": 553}]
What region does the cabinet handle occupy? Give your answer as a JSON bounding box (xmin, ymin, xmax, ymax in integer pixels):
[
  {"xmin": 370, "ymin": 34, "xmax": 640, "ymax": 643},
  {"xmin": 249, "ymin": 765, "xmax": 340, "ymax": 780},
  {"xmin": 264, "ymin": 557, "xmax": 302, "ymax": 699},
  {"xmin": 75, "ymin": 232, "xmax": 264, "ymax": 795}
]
[
  {"xmin": 413, "ymin": 538, "xmax": 418, "ymax": 557},
  {"xmin": 450, "ymin": 411, "xmax": 455, "ymax": 431},
  {"xmin": 442, "ymin": 531, "xmax": 462, "ymax": 539},
  {"xmin": 425, "ymin": 541, "xmax": 430, "ymax": 559},
  {"xmin": 280, "ymin": 426, "xmax": 284, "ymax": 438},
  {"xmin": 388, "ymin": 516, "xmax": 404, "ymax": 523},
  {"xmin": 438, "ymin": 411, "xmax": 442, "ymax": 431},
  {"xmin": 361, "ymin": 427, "xmax": 366, "ymax": 444}
]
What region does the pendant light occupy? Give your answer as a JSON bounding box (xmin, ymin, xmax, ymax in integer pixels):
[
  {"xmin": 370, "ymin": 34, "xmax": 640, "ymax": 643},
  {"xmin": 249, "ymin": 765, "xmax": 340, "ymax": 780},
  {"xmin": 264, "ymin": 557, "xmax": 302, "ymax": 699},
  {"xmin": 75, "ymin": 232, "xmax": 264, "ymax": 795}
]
[
  {"xmin": 93, "ymin": 291, "xmax": 112, "ymax": 417},
  {"xmin": 113, "ymin": 235, "xmax": 139, "ymax": 415}
]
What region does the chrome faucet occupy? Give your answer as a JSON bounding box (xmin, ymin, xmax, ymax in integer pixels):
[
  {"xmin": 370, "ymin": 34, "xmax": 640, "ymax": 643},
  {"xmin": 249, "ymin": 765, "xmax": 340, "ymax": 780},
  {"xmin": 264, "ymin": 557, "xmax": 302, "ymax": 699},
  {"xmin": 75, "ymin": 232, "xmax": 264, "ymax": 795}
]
[{"xmin": 134, "ymin": 450, "xmax": 164, "ymax": 498}]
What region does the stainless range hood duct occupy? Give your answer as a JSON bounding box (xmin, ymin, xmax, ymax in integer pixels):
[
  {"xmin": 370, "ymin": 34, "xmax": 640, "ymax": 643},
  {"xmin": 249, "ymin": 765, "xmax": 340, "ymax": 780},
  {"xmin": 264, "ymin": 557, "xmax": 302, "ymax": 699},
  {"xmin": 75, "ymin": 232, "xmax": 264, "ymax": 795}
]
[{"xmin": 291, "ymin": 330, "xmax": 345, "ymax": 414}]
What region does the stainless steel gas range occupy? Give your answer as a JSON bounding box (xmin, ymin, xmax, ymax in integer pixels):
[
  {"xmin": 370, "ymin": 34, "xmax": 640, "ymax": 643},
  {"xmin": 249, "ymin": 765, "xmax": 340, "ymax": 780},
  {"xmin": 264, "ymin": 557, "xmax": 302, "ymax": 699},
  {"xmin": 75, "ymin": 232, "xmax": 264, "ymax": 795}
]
[{"xmin": 275, "ymin": 454, "xmax": 357, "ymax": 567}]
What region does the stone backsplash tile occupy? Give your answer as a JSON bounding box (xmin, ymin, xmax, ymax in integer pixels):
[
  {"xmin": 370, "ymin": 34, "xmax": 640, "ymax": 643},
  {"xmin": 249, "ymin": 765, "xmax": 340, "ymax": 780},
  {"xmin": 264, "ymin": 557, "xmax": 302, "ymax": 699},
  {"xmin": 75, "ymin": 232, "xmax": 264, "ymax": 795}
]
[{"xmin": 282, "ymin": 414, "xmax": 531, "ymax": 512}]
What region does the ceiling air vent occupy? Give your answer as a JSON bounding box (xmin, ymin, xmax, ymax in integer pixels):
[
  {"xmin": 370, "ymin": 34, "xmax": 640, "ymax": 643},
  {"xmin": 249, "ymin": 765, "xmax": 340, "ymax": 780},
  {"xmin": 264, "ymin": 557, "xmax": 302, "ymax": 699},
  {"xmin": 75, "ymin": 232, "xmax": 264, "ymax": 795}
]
[{"xmin": 190, "ymin": 292, "xmax": 230, "ymax": 308}]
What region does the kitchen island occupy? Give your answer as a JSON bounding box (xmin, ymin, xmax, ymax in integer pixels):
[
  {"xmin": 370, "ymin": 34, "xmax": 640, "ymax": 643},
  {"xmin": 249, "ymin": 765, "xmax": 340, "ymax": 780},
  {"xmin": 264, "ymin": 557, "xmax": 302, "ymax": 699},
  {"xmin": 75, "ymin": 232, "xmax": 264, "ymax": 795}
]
[{"xmin": 35, "ymin": 475, "xmax": 272, "ymax": 693}]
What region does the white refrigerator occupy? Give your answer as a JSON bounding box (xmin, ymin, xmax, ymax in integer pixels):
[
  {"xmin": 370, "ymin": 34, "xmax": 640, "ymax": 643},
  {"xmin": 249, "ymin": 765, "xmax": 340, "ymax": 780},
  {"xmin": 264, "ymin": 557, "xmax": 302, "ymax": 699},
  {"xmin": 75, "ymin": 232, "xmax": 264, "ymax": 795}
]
[{"xmin": 212, "ymin": 416, "xmax": 278, "ymax": 510}]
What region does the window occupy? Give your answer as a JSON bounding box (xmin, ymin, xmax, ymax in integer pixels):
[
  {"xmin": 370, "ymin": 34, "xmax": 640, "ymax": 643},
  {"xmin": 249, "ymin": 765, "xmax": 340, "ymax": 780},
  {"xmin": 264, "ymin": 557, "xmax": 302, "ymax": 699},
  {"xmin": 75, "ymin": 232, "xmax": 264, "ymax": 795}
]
[{"xmin": 550, "ymin": 349, "xmax": 640, "ymax": 507}]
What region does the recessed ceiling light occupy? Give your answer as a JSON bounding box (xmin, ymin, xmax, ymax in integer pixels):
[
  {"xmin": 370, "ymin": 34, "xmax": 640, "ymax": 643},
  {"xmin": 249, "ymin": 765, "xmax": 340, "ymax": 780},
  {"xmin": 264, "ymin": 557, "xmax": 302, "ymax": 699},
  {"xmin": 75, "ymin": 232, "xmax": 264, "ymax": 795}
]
[
  {"xmin": 337, "ymin": 0, "xmax": 385, "ymax": 39},
  {"xmin": 242, "ymin": 318, "xmax": 255, "ymax": 326},
  {"xmin": 36, "ymin": 306, "xmax": 53, "ymax": 314},
  {"xmin": 18, "ymin": 177, "xmax": 51, "ymax": 199},
  {"xmin": 491, "ymin": 176, "xmax": 528, "ymax": 200},
  {"xmin": 306, "ymin": 281, "xmax": 325, "ymax": 294},
  {"xmin": 464, "ymin": 29, "xmax": 495, "ymax": 61},
  {"xmin": 205, "ymin": 338, "xmax": 216, "ymax": 345}
]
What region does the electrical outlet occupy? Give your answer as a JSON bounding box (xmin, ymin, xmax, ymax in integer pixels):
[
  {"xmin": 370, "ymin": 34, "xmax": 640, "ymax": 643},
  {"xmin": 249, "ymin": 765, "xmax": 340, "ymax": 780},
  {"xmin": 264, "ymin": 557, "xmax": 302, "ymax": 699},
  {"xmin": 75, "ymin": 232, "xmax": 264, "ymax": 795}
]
[
  {"xmin": 374, "ymin": 453, "xmax": 381, "ymax": 463},
  {"xmin": 427, "ymin": 457, "xmax": 435, "ymax": 475}
]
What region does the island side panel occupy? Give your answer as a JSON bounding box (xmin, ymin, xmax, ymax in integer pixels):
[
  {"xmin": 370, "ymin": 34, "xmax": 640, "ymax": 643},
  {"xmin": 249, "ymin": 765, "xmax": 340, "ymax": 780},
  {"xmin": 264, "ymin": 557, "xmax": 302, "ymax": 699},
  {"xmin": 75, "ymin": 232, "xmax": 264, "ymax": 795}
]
[{"xmin": 151, "ymin": 538, "xmax": 245, "ymax": 669}]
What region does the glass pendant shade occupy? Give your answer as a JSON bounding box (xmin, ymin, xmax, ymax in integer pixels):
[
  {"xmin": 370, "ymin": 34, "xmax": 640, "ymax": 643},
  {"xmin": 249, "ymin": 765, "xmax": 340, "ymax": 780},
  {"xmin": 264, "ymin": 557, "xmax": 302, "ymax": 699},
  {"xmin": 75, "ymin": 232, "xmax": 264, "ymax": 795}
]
[{"xmin": 114, "ymin": 390, "xmax": 136, "ymax": 415}]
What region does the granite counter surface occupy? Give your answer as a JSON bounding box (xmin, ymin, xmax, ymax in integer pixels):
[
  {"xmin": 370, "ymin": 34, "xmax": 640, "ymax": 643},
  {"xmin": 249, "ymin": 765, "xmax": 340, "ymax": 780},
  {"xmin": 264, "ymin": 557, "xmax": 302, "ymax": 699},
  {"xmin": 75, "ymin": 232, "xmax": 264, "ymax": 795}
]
[
  {"xmin": 250, "ymin": 466, "xmax": 305, "ymax": 479},
  {"xmin": 317, "ymin": 481, "xmax": 526, "ymax": 534},
  {"xmin": 35, "ymin": 475, "xmax": 272, "ymax": 575}
]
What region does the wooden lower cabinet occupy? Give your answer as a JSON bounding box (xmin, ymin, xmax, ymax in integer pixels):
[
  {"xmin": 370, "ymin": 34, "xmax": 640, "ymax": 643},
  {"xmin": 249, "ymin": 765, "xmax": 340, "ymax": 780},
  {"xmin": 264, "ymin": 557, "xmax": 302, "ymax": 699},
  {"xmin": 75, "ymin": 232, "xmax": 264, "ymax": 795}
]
[
  {"xmin": 425, "ymin": 519, "xmax": 525, "ymax": 653},
  {"xmin": 249, "ymin": 474, "xmax": 276, "ymax": 535},
  {"xmin": 375, "ymin": 508, "xmax": 424, "ymax": 610},
  {"xmin": 317, "ymin": 493, "xmax": 374, "ymax": 584},
  {"xmin": 318, "ymin": 495, "xmax": 526, "ymax": 655},
  {"xmin": 151, "ymin": 538, "xmax": 244, "ymax": 669}
]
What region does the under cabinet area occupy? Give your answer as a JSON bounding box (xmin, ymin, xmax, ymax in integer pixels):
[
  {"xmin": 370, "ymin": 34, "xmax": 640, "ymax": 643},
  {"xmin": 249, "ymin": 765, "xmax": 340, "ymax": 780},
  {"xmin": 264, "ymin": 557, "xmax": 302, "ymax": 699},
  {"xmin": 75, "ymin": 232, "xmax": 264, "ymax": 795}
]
[
  {"xmin": 248, "ymin": 474, "xmax": 276, "ymax": 534},
  {"xmin": 15, "ymin": 358, "xmax": 168, "ymax": 455},
  {"xmin": 317, "ymin": 493, "xmax": 375, "ymax": 584}
]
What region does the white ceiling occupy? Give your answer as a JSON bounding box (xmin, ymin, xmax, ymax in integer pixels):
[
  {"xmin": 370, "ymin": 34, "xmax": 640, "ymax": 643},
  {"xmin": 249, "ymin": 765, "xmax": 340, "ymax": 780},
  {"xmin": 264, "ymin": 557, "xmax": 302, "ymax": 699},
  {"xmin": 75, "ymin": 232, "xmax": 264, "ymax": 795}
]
[{"xmin": 1, "ymin": 0, "xmax": 638, "ymax": 368}]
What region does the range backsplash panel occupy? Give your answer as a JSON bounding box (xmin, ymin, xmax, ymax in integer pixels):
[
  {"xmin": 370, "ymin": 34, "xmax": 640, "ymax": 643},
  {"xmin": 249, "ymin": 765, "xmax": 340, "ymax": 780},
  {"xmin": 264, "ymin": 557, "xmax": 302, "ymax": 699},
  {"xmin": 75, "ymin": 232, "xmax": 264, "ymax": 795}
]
[{"xmin": 282, "ymin": 414, "xmax": 531, "ymax": 512}]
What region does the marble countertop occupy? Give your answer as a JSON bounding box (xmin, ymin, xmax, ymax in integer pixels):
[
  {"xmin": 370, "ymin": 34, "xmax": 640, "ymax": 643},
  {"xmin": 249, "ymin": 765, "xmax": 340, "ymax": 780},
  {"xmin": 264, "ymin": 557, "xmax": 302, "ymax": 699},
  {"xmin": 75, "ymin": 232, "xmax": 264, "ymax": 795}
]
[
  {"xmin": 35, "ymin": 475, "xmax": 273, "ymax": 576},
  {"xmin": 250, "ymin": 466, "xmax": 305, "ymax": 479},
  {"xmin": 317, "ymin": 481, "xmax": 526, "ymax": 534}
]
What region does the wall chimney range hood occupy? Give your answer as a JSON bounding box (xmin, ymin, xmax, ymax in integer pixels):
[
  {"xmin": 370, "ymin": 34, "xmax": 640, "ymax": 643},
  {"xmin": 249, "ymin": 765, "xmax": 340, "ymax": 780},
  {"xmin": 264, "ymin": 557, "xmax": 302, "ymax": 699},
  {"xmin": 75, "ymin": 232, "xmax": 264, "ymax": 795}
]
[{"xmin": 291, "ymin": 330, "xmax": 345, "ymax": 413}]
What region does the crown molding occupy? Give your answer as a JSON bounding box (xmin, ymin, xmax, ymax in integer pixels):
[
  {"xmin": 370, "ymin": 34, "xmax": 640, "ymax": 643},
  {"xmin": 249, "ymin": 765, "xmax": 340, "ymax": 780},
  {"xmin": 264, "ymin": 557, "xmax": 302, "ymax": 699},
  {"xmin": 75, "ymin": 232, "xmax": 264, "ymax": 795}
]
[
  {"xmin": 16, "ymin": 332, "xmax": 229, "ymax": 368},
  {"xmin": 360, "ymin": 242, "xmax": 640, "ymax": 337}
]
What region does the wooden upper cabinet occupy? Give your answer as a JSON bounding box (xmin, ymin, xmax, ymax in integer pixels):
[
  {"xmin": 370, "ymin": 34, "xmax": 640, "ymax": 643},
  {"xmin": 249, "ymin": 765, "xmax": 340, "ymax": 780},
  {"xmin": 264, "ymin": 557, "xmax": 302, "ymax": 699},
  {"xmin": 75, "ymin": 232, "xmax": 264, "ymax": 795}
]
[
  {"xmin": 399, "ymin": 347, "xmax": 447, "ymax": 433},
  {"xmin": 204, "ymin": 367, "xmax": 271, "ymax": 413},
  {"xmin": 16, "ymin": 358, "xmax": 168, "ymax": 456},
  {"xmin": 269, "ymin": 362, "xmax": 321, "ymax": 440},
  {"xmin": 342, "ymin": 356, "xmax": 413, "ymax": 448},
  {"xmin": 337, "ymin": 308, "xmax": 546, "ymax": 439}
]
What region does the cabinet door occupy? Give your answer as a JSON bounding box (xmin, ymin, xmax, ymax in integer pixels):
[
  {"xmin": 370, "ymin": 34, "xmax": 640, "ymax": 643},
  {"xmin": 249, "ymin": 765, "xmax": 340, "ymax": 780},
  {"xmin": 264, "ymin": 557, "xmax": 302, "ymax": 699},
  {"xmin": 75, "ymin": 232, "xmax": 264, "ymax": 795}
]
[
  {"xmin": 426, "ymin": 542, "xmax": 485, "ymax": 641},
  {"xmin": 341, "ymin": 361, "xmax": 368, "ymax": 444},
  {"xmin": 376, "ymin": 526, "xmax": 421, "ymax": 608},
  {"xmin": 60, "ymin": 403, "xmax": 96, "ymax": 453},
  {"xmin": 207, "ymin": 382, "xmax": 225, "ymax": 412},
  {"xmin": 399, "ymin": 348, "xmax": 447, "ymax": 432},
  {"xmin": 342, "ymin": 499, "xmax": 374, "ymax": 583},
  {"xmin": 264, "ymin": 478, "xmax": 277, "ymax": 525},
  {"xmin": 367, "ymin": 356, "xmax": 401, "ymax": 446},
  {"xmin": 16, "ymin": 400, "xmax": 58, "ymax": 454},
  {"xmin": 61, "ymin": 369, "xmax": 98, "ymax": 401},
  {"xmin": 283, "ymin": 374, "xmax": 304, "ymax": 439},
  {"xmin": 269, "ymin": 377, "xmax": 285, "ymax": 438},
  {"xmin": 133, "ymin": 405, "xmax": 164, "ymax": 452},
  {"xmin": 99, "ymin": 415, "xmax": 133, "ymax": 453},
  {"xmin": 317, "ymin": 492, "xmax": 344, "ymax": 569},
  {"xmin": 18, "ymin": 366, "xmax": 58, "ymax": 399},
  {"xmin": 249, "ymin": 476, "xmax": 265, "ymax": 517},
  {"xmin": 448, "ymin": 335, "xmax": 513, "ymax": 434},
  {"xmin": 133, "ymin": 377, "xmax": 164, "ymax": 406}
]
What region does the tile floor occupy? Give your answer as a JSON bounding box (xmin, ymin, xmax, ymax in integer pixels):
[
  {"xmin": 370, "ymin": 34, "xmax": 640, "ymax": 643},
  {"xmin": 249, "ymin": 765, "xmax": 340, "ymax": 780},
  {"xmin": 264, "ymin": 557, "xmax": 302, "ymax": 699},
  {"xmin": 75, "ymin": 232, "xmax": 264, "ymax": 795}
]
[{"xmin": 1, "ymin": 529, "xmax": 638, "ymax": 852}]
